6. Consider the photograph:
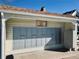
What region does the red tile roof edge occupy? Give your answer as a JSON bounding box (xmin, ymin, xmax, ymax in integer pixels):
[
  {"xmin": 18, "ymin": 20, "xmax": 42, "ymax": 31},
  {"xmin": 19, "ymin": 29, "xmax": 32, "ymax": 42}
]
[{"xmin": 0, "ymin": 5, "xmax": 76, "ymax": 18}]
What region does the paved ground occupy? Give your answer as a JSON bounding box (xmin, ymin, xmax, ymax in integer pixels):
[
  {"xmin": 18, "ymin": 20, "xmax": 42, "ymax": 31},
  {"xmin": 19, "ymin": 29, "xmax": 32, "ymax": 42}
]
[
  {"xmin": 63, "ymin": 54, "xmax": 79, "ymax": 59},
  {"xmin": 14, "ymin": 50, "xmax": 79, "ymax": 59}
]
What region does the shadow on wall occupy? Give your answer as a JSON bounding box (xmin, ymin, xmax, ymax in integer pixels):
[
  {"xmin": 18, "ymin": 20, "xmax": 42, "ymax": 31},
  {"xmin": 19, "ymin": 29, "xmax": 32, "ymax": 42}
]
[{"xmin": 44, "ymin": 38, "xmax": 69, "ymax": 52}]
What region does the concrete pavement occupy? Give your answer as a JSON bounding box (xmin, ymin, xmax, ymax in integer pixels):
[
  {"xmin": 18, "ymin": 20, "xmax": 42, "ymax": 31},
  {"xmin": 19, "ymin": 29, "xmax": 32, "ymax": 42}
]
[{"xmin": 14, "ymin": 50, "xmax": 79, "ymax": 59}]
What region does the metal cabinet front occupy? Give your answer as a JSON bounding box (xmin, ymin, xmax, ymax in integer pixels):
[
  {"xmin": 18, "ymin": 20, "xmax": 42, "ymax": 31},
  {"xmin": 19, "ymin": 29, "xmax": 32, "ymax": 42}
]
[{"xmin": 13, "ymin": 27, "xmax": 61, "ymax": 50}]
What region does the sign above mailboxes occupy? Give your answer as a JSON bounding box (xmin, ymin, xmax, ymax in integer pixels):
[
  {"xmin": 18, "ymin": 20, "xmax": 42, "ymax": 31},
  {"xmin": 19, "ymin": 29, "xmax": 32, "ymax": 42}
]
[{"xmin": 36, "ymin": 20, "xmax": 47, "ymax": 27}]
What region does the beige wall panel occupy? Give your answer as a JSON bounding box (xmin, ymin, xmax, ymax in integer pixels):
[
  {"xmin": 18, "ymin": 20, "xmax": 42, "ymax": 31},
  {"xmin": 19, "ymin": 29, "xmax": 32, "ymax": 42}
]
[
  {"xmin": 47, "ymin": 21, "xmax": 64, "ymax": 28},
  {"xmin": 64, "ymin": 23, "xmax": 73, "ymax": 49},
  {"xmin": 64, "ymin": 23, "xmax": 73, "ymax": 30}
]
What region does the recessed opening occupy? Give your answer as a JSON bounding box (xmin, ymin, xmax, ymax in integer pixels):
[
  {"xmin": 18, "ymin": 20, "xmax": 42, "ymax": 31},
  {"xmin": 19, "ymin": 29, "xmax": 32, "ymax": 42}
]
[{"xmin": 6, "ymin": 55, "xmax": 14, "ymax": 59}]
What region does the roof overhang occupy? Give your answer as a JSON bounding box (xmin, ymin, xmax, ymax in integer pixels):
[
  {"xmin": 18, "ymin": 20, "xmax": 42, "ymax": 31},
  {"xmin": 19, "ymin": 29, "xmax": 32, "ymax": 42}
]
[{"xmin": 0, "ymin": 10, "xmax": 78, "ymax": 23}]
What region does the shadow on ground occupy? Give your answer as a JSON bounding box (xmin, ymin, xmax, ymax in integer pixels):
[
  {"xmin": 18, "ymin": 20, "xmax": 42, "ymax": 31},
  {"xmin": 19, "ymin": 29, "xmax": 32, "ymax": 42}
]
[{"xmin": 45, "ymin": 48, "xmax": 69, "ymax": 52}]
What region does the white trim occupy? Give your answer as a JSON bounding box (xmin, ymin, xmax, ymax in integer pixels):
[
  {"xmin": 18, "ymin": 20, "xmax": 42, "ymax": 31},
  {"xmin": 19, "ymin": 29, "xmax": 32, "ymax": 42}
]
[
  {"xmin": 0, "ymin": 10, "xmax": 77, "ymax": 21},
  {"xmin": 72, "ymin": 11, "xmax": 77, "ymax": 16},
  {"xmin": 0, "ymin": 10, "xmax": 77, "ymax": 23},
  {"xmin": 72, "ymin": 22, "xmax": 78, "ymax": 50},
  {"xmin": 6, "ymin": 16, "xmax": 74, "ymax": 23},
  {"xmin": 1, "ymin": 12, "xmax": 6, "ymax": 59}
]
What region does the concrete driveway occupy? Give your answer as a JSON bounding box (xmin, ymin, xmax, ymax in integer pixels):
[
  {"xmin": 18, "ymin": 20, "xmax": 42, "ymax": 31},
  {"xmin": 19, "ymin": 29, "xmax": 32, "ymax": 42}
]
[
  {"xmin": 14, "ymin": 50, "xmax": 79, "ymax": 59},
  {"xmin": 63, "ymin": 54, "xmax": 79, "ymax": 59}
]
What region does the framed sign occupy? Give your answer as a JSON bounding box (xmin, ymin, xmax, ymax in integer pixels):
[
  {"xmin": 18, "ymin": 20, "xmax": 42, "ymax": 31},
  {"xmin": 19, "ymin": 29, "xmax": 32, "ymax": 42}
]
[{"xmin": 36, "ymin": 20, "xmax": 47, "ymax": 27}]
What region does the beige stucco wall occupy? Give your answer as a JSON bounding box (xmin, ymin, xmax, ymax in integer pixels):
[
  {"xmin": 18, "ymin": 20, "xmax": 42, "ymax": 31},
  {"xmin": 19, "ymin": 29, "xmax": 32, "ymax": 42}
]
[{"xmin": 5, "ymin": 18, "xmax": 65, "ymax": 55}]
